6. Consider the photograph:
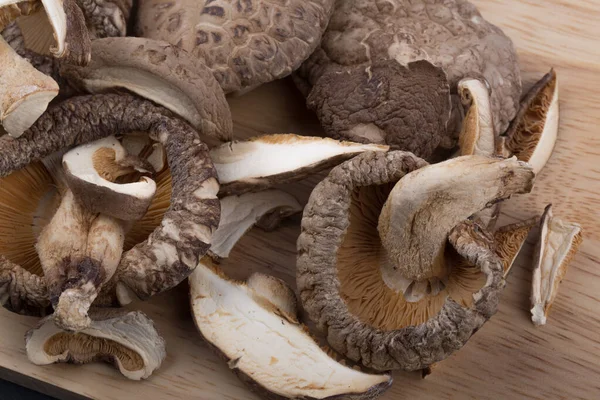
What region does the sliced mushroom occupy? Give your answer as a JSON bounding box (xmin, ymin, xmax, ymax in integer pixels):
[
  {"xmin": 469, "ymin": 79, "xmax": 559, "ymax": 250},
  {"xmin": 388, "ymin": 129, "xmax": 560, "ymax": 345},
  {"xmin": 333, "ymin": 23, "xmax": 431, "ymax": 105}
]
[
  {"xmin": 531, "ymin": 205, "xmax": 582, "ymax": 326},
  {"xmin": 136, "ymin": 0, "xmax": 335, "ymax": 94},
  {"xmin": 0, "ymin": 93, "xmax": 221, "ymax": 311},
  {"xmin": 297, "ymin": 151, "xmax": 534, "ymax": 371},
  {"xmin": 0, "ymin": 35, "xmax": 59, "ymax": 137},
  {"xmin": 495, "ymin": 217, "xmax": 539, "ymax": 277},
  {"xmin": 211, "ymin": 134, "xmax": 389, "ymax": 196},
  {"xmin": 296, "ymin": 0, "xmax": 521, "ymax": 159},
  {"xmin": 210, "ymin": 190, "xmax": 302, "ymax": 259},
  {"xmin": 190, "ymin": 258, "xmax": 392, "ymax": 399},
  {"xmin": 458, "ymin": 77, "xmax": 496, "ymax": 157},
  {"xmin": 505, "ymin": 70, "xmax": 559, "ymax": 174},
  {"xmin": 63, "ymin": 136, "xmax": 157, "ymax": 221},
  {"xmin": 1, "ymin": 0, "xmax": 92, "ymax": 65},
  {"xmin": 26, "ymin": 309, "xmax": 166, "ymax": 380},
  {"xmin": 61, "ymin": 37, "xmax": 233, "ymax": 141}
]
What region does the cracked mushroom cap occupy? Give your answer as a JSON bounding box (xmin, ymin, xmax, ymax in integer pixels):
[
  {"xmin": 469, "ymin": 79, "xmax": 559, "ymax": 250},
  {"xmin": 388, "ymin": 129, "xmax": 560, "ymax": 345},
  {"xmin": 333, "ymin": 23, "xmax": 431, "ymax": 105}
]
[
  {"xmin": 190, "ymin": 259, "xmax": 392, "ymax": 399},
  {"xmin": 26, "ymin": 309, "xmax": 166, "ymax": 380},
  {"xmin": 0, "ymin": 35, "xmax": 59, "ymax": 137},
  {"xmin": 74, "ymin": 0, "xmax": 132, "ymax": 38},
  {"xmin": 0, "ymin": 0, "xmax": 91, "ymax": 65},
  {"xmin": 135, "ymin": 0, "xmax": 335, "ymax": 94},
  {"xmin": 297, "ymin": 151, "xmax": 534, "ymax": 371},
  {"xmin": 61, "ymin": 37, "xmax": 233, "ymax": 142},
  {"xmin": 296, "ymin": 0, "xmax": 521, "ymax": 158},
  {"xmin": 0, "ymin": 94, "xmax": 221, "ymax": 309}
]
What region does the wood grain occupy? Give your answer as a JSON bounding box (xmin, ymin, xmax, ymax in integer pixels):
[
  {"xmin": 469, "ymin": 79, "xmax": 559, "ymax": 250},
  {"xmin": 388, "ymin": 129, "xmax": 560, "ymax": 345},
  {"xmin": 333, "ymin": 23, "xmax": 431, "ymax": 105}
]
[{"xmin": 1, "ymin": 1, "xmax": 599, "ymax": 399}]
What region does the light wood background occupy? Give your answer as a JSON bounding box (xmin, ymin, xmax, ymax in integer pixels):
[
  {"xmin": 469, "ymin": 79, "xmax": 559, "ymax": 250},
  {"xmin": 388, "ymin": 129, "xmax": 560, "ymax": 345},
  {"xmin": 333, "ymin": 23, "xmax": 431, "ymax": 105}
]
[{"xmin": 1, "ymin": 0, "xmax": 599, "ymax": 399}]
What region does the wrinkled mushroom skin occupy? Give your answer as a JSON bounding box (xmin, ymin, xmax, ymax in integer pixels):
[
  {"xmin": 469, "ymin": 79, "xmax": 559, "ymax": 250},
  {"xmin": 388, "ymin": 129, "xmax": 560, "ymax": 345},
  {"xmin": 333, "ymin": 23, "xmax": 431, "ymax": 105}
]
[
  {"xmin": 297, "ymin": 151, "xmax": 505, "ymax": 371},
  {"xmin": 297, "ymin": 0, "xmax": 522, "ymax": 157},
  {"xmin": 305, "ymin": 60, "xmax": 452, "ymax": 158},
  {"xmin": 75, "ymin": 0, "xmax": 132, "ymax": 38},
  {"xmin": 0, "ymin": 94, "xmax": 221, "ymax": 303},
  {"xmin": 0, "ymin": 256, "xmax": 50, "ymax": 316},
  {"xmin": 135, "ymin": 0, "xmax": 335, "ymax": 93}
]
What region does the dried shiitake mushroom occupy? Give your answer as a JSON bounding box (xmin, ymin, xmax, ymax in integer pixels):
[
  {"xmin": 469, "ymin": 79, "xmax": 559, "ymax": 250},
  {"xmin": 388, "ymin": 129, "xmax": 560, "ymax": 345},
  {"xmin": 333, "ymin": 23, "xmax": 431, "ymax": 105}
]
[
  {"xmin": 457, "ymin": 77, "xmax": 495, "ymax": 157},
  {"xmin": 504, "ymin": 70, "xmax": 559, "ymax": 174},
  {"xmin": 297, "ymin": 151, "xmax": 535, "ymax": 371},
  {"xmin": 531, "ymin": 205, "xmax": 582, "ymax": 326},
  {"xmin": 0, "ymin": 0, "xmax": 91, "ymax": 65},
  {"xmin": 296, "ymin": 0, "xmax": 522, "ymax": 159},
  {"xmin": 135, "ymin": 0, "xmax": 335, "ymax": 94},
  {"xmin": 211, "ymin": 134, "xmax": 389, "ymax": 196},
  {"xmin": 0, "ymin": 94, "xmax": 221, "ymax": 324},
  {"xmin": 73, "ymin": 0, "xmax": 132, "ymax": 38},
  {"xmin": 26, "ymin": 309, "xmax": 166, "ymax": 380}
]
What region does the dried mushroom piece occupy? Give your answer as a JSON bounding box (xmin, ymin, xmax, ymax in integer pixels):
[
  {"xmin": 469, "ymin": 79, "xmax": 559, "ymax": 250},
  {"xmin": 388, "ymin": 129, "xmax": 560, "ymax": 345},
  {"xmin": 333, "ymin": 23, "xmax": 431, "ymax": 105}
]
[
  {"xmin": 26, "ymin": 309, "xmax": 166, "ymax": 380},
  {"xmin": 297, "ymin": 151, "xmax": 534, "ymax": 371},
  {"xmin": 211, "ymin": 134, "xmax": 389, "ymax": 196},
  {"xmin": 0, "ymin": 35, "xmax": 59, "ymax": 137},
  {"xmin": 458, "ymin": 78, "xmax": 495, "ymax": 157},
  {"xmin": 505, "ymin": 70, "xmax": 559, "ymax": 174},
  {"xmin": 61, "ymin": 37, "xmax": 233, "ymax": 142},
  {"xmin": 210, "ymin": 190, "xmax": 302, "ymax": 259},
  {"xmin": 0, "ymin": 0, "xmax": 92, "ymax": 65},
  {"xmin": 494, "ymin": 217, "xmax": 539, "ymax": 277},
  {"xmin": 531, "ymin": 205, "xmax": 582, "ymax": 326},
  {"xmin": 0, "ymin": 93, "xmax": 220, "ymax": 311},
  {"xmin": 296, "ymin": 0, "xmax": 521, "ymax": 158},
  {"xmin": 190, "ymin": 259, "xmax": 392, "ymax": 399},
  {"xmin": 0, "ymin": 256, "xmax": 50, "ymax": 315},
  {"xmin": 136, "ymin": 0, "xmax": 335, "ymax": 94},
  {"xmin": 74, "ymin": 0, "xmax": 132, "ymax": 38}
]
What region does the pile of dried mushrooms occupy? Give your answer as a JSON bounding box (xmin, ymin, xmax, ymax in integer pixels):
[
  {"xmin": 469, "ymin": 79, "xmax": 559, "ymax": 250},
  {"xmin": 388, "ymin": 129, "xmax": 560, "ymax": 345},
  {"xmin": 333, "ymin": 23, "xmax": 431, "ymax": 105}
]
[{"xmin": 0, "ymin": 0, "xmax": 584, "ymax": 398}]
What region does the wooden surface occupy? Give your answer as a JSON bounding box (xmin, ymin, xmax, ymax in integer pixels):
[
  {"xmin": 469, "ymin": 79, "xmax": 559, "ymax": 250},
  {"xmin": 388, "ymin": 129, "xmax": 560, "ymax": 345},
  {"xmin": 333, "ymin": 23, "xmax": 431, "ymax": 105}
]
[{"xmin": 1, "ymin": 1, "xmax": 600, "ymax": 399}]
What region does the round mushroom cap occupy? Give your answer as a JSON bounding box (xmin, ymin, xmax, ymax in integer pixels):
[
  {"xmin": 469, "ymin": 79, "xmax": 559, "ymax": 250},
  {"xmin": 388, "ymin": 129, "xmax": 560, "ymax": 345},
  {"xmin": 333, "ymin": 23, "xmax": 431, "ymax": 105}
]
[
  {"xmin": 297, "ymin": 0, "xmax": 522, "ymax": 156},
  {"xmin": 297, "ymin": 151, "xmax": 506, "ymax": 371},
  {"xmin": 135, "ymin": 0, "xmax": 336, "ymax": 93}
]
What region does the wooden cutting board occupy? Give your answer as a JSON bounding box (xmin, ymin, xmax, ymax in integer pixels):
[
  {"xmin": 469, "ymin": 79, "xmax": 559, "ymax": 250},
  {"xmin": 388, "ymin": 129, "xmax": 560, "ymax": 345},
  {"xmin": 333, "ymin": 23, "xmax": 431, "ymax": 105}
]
[{"xmin": 1, "ymin": 1, "xmax": 599, "ymax": 399}]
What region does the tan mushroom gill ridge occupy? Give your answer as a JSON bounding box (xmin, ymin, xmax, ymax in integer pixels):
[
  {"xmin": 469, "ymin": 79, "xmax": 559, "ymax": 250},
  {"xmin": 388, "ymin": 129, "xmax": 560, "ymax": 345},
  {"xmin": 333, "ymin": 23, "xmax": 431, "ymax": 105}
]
[{"xmin": 337, "ymin": 182, "xmax": 486, "ymax": 331}]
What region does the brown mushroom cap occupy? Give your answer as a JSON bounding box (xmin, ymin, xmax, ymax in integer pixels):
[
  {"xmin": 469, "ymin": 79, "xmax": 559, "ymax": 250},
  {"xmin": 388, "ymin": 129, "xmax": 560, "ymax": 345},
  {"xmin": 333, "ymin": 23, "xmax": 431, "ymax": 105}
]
[
  {"xmin": 61, "ymin": 37, "xmax": 233, "ymax": 142},
  {"xmin": 135, "ymin": 0, "xmax": 335, "ymax": 94},
  {"xmin": 74, "ymin": 0, "xmax": 132, "ymax": 38},
  {"xmin": 0, "ymin": 93, "xmax": 221, "ymax": 306},
  {"xmin": 297, "ymin": 0, "xmax": 522, "ymax": 157},
  {"xmin": 297, "ymin": 151, "xmax": 533, "ymax": 371}
]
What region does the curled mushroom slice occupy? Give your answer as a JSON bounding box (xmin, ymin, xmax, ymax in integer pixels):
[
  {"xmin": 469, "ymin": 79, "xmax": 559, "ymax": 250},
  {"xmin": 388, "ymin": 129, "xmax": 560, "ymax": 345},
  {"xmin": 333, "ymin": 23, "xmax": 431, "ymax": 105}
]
[
  {"xmin": 26, "ymin": 309, "xmax": 166, "ymax": 380},
  {"xmin": 63, "ymin": 136, "xmax": 157, "ymax": 221},
  {"xmin": 531, "ymin": 205, "xmax": 582, "ymax": 326},
  {"xmin": 61, "ymin": 37, "xmax": 233, "ymax": 141},
  {"xmin": 2, "ymin": 0, "xmax": 92, "ymax": 65},
  {"xmin": 0, "ymin": 36, "xmax": 59, "ymax": 137},
  {"xmin": 210, "ymin": 190, "xmax": 302, "ymax": 259},
  {"xmin": 377, "ymin": 155, "xmax": 534, "ymax": 301},
  {"xmin": 190, "ymin": 259, "xmax": 392, "ymax": 399},
  {"xmin": 0, "ymin": 93, "xmax": 221, "ymax": 307},
  {"xmin": 211, "ymin": 134, "xmax": 389, "ymax": 196},
  {"xmin": 505, "ymin": 70, "xmax": 559, "ymax": 174},
  {"xmin": 458, "ymin": 77, "xmax": 495, "ymax": 157},
  {"xmin": 136, "ymin": 0, "xmax": 335, "ymax": 94},
  {"xmin": 495, "ymin": 217, "xmax": 539, "ymax": 277},
  {"xmin": 297, "ymin": 151, "xmax": 534, "ymax": 371}
]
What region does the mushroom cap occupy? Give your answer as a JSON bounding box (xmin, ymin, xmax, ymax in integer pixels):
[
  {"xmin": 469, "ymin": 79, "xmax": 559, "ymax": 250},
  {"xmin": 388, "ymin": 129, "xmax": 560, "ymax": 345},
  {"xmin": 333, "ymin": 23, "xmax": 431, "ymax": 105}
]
[
  {"xmin": 190, "ymin": 258, "xmax": 392, "ymax": 399},
  {"xmin": 297, "ymin": 151, "xmax": 515, "ymax": 371},
  {"xmin": 61, "ymin": 37, "xmax": 233, "ymax": 142},
  {"xmin": 74, "ymin": 0, "xmax": 132, "ymax": 38},
  {"xmin": 135, "ymin": 0, "xmax": 335, "ymax": 94},
  {"xmin": 26, "ymin": 309, "xmax": 166, "ymax": 380},
  {"xmin": 297, "ymin": 0, "xmax": 522, "ymax": 155}
]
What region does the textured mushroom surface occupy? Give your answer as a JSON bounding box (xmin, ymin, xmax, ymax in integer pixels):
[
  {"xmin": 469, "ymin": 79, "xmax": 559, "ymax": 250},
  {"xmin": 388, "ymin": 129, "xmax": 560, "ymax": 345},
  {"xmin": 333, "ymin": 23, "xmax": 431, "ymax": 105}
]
[
  {"xmin": 458, "ymin": 78, "xmax": 495, "ymax": 156},
  {"xmin": 494, "ymin": 217, "xmax": 539, "ymax": 277},
  {"xmin": 297, "ymin": 0, "xmax": 521, "ymax": 158},
  {"xmin": 61, "ymin": 37, "xmax": 233, "ymax": 141},
  {"xmin": 505, "ymin": 69, "xmax": 559, "ymax": 174},
  {"xmin": 74, "ymin": 0, "xmax": 132, "ymax": 38},
  {"xmin": 297, "ymin": 151, "xmax": 534, "ymax": 371},
  {"xmin": 135, "ymin": 0, "xmax": 335, "ymax": 94},
  {"xmin": 190, "ymin": 258, "xmax": 392, "ymax": 399},
  {"xmin": 531, "ymin": 205, "xmax": 582, "ymax": 326},
  {"xmin": 211, "ymin": 134, "xmax": 389, "ymax": 196},
  {"xmin": 26, "ymin": 309, "xmax": 166, "ymax": 380},
  {"xmin": 0, "ymin": 94, "xmax": 221, "ymax": 309}
]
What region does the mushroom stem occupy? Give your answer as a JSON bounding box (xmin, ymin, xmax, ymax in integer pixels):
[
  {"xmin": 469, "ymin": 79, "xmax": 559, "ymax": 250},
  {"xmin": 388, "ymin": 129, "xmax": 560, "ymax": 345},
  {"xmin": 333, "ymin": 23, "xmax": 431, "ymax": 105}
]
[
  {"xmin": 377, "ymin": 155, "xmax": 534, "ymax": 300},
  {"xmin": 0, "ymin": 255, "xmax": 50, "ymax": 315}
]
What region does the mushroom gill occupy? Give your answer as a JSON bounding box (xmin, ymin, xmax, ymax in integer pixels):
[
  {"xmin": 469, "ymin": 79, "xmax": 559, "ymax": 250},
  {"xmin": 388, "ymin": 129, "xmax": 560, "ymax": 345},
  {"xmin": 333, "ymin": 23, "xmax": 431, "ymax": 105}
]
[{"xmin": 337, "ymin": 182, "xmax": 486, "ymax": 331}]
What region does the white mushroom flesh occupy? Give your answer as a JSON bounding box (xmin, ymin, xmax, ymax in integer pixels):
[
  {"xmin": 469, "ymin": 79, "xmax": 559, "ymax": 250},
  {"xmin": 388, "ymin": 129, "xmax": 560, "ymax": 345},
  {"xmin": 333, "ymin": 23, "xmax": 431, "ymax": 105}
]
[
  {"xmin": 15, "ymin": 0, "xmax": 67, "ymax": 57},
  {"xmin": 458, "ymin": 78, "xmax": 495, "ymax": 157}
]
